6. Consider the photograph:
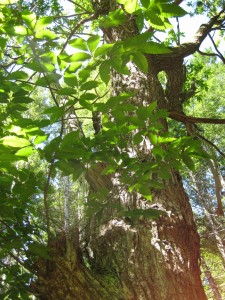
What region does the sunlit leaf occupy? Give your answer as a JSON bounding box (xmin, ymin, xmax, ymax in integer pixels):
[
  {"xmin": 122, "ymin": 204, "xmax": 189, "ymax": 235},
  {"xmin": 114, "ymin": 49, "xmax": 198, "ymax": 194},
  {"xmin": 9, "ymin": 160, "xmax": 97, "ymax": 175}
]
[
  {"xmin": 15, "ymin": 146, "xmax": 34, "ymax": 157},
  {"xmin": 101, "ymin": 9, "xmax": 126, "ymax": 28},
  {"xmin": 33, "ymin": 135, "xmax": 48, "ymax": 145},
  {"xmin": 35, "ymin": 16, "xmax": 54, "ymax": 31},
  {"xmin": 1, "ymin": 136, "xmax": 30, "ymax": 148},
  {"xmin": 94, "ymin": 44, "xmax": 114, "ymax": 57},
  {"xmin": 35, "ymin": 29, "xmax": 57, "ymax": 40},
  {"xmin": 0, "ymin": 0, "xmax": 19, "ymax": 4},
  {"xmin": 22, "ymin": 11, "xmax": 36, "ymax": 29},
  {"xmin": 117, "ymin": 0, "xmax": 139, "ymax": 13},
  {"xmin": 69, "ymin": 38, "xmax": 88, "ymax": 51},
  {"xmin": 66, "ymin": 52, "xmax": 91, "ymax": 62},
  {"xmin": 87, "ymin": 35, "xmax": 101, "ymax": 53}
]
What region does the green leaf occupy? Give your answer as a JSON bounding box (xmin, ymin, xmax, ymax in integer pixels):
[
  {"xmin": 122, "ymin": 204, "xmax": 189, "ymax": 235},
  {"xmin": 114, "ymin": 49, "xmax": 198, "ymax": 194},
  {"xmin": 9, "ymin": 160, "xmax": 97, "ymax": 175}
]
[
  {"xmin": 35, "ymin": 16, "xmax": 54, "ymax": 31},
  {"xmin": 87, "ymin": 35, "xmax": 101, "ymax": 53},
  {"xmin": 0, "ymin": 153, "xmax": 25, "ymax": 161},
  {"xmin": 80, "ymin": 81, "xmax": 100, "ymax": 91},
  {"xmin": 69, "ymin": 38, "xmax": 88, "ymax": 51},
  {"xmin": 64, "ymin": 74, "xmax": 78, "ymax": 87},
  {"xmin": 66, "ymin": 52, "xmax": 91, "ymax": 62},
  {"xmin": 94, "ymin": 44, "xmax": 114, "ymax": 57},
  {"xmin": 182, "ymin": 155, "xmax": 195, "ymax": 170},
  {"xmin": 35, "ymin": 73, "xmax": 61, "ymax": 86},
  {"xmin": 150, "ymin": 133, "xmax": 158, "ymax": 145},
  {"xmin": 56, "ymin": 87, "xmax": 77, "ymax": 95},
  {"xmin": 80, "ymin": 93, "xmax": 96, "ymax": 100},
  {"xmin": 33, "ymin": 135, "xmax": 48, "ymax": 145},
  {"xmin": 21, "ymin": 11, "xmax": 36, "ymax": 29},
  {"xmin": 101, "ymin": 9, "xmax": 126, "ymax": 28},
  {"xmin": 132, "ymin": 52, "xmax": 148, "ymax": 73},
  {"xmin": 133, "ymin": 131, "xmax": 144, "ymax": 145},
  {"xmin": 7, "ymin": 71, "xmax": 28, "ymax": 80},
  {"xmin": 12, "ymin": 96, "xmax": 33, "ymax": 104},
  {"xmin": 145, "ymin": 12, "xmax": 167, "ymax": 30},
  {"xmin": 40, "ymin": 52, "xmax": 57, "ymax": 64},
  {"xmin": 0, "ymin": 0, "xmax": 19, "ymax": 3},
  {"xmin": 111, "ymin": 58, "xmax": 130, "ymax": 75},
  {"xmin": 117, "ymin": 0, "xmax": 139, "ymax": 13},
  {"xmin": 43, "ymin": 106, "xmax": 64, "ymax": 116},
  {"xmin": 26, "ymin": 61, "xmax": 55, "ymax": 72},
  {"xmin": 121, "ymin": 208, "xmax": 165, "ymax": 220},
  {"xmin": 66, "ymin": 62, "xmax": 82, "ymax": 73},
  {"xmin": 140, "ymin": 0, "xmax": 150, "ymax": 8},
  {"xmin": 158, "ymin": 166, "xmax": 171, "ymax": 180},
  {"xmin": 55, "ymin": 160, "xmax": 76, "ymax": 175},
  {"xmin": 27, "ymin": 242, "xmax": 50, "ymax": 259},
  {"xmin": 5, "ymin": 25, "xmax": 31, "ymax": 36},
  {"xmin": 0, "ymin": 37, "xmax": 7, "ymax": 50},
  {"xmin": 161, "ymin": 4, "xmax": 187, "ymax": 17},
  {"xmin": 35, "ymin": 29, "xmax": 57, "ymax": 40},
  {"xmin": 15, "ymin": 146, "xmax": 34, "ymax": 157},
  {"xmin": 99, "ymin": 61, "xmax": 111, "ymax": 84},
  {"xmin": 79, "ymin": 99, "xmax": 93, "ymax": 111},
  {"xmin": 1, "ymin": 136, "xmax": 30, "ymax": 148},
  {"xmin": 140, "ymin": 42, "xmax": 171, "ymax": 54}
]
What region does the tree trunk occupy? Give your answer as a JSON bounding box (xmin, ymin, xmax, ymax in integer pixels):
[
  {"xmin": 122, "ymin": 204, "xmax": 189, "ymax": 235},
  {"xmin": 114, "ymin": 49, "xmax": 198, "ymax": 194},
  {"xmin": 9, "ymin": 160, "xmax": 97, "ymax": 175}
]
[
  {"xmin": 32, "ymin": 2, "xmax": 207, "ymax": 299},
  {"xmin": 201, "ymin": 257, "xmax": 222, "ymax": 300}
]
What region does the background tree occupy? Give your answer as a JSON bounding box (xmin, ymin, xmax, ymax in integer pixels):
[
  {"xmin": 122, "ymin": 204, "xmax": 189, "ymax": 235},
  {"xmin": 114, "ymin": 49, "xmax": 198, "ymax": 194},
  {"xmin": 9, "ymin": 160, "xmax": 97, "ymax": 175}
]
[{"xmin": 0, "ymin": 0, "xmax": 225, "ymax": 299}]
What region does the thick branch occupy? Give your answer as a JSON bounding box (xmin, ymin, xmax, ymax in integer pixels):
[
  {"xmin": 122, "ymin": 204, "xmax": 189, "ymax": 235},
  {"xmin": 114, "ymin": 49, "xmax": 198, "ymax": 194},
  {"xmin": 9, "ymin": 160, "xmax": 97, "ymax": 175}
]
[{"xmin": 169, "ymin": 111, "xmax": 225, "ymax": 124}]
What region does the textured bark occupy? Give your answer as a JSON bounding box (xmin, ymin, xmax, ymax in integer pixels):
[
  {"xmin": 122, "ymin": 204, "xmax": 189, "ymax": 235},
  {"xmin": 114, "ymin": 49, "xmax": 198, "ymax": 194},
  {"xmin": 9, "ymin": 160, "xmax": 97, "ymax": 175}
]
[{"xmin": 31, "ymin": 2, "xmax": 212, "ymax": 299}]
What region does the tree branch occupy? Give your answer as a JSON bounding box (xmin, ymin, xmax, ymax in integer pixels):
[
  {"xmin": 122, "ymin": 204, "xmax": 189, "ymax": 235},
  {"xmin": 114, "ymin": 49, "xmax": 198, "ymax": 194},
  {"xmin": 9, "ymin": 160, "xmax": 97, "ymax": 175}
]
[
  {"xmin": 169, "ymin": 111, "xmax": 225, "ymax": 124},
  {"xmin": 60, "ymin": 13, "xmax": 97, "ymax": 54}
]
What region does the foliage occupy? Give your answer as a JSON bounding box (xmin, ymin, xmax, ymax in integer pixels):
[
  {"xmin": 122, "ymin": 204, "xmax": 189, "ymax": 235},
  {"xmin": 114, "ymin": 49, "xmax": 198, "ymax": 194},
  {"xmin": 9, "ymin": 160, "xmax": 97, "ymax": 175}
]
[{"xmin": 0, "ymin": 0, "xmax": 224, "ymax": 298}]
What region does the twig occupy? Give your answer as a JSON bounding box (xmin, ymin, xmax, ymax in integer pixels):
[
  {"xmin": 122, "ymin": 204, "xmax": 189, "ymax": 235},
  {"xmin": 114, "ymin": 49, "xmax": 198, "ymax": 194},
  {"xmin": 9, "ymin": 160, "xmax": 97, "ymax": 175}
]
[
  {"xmin": 208, "ymin": 33, "xmax": 225, "ymax": 63},
  {"xmin": 196, "ymin": 133, "xmax": 225, "ymax": 159},
  {"xmin": 60, "ymin": 13, "xmax": 97, "ymax": 54}
]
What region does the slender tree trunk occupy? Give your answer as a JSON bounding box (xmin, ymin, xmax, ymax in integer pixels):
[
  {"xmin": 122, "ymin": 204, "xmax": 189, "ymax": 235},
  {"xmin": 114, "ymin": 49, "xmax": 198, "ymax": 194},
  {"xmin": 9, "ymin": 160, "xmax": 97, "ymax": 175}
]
[
  {"xmin": 191, "ymin": 173, "xmax": 225, "ymax": 268},
  {"xmin": 201, "ymin": 257, "xmax": 222, "ymax": 300},
  {"xmin": 208, "ymin": 159, "xmax": 224, "ymax": 216},
  {"xmin": 32, "ymin": 2, "xmax": 207, "ymax": 299}
]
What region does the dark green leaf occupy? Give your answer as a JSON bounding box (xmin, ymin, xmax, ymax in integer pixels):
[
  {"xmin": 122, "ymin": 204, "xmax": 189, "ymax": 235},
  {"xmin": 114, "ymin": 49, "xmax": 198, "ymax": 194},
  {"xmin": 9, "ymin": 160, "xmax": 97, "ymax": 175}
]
[
  {"xmin": 161, "ymin": 4, "xmax": 187, "ymax": 17},
  {"xmin": 99, "ymin": 61, "xmax": 111, "ymax": 84},
  {"xmin": 7, "ymin": 71, "xmax": 28, "ymax": 80},
  {"xmin": 80, "ymin": 81, "xmax": 100, "ymax": 91},
  {"xmin": 132, "ymin": 52, "xmax": 148, "ymax": 73}
]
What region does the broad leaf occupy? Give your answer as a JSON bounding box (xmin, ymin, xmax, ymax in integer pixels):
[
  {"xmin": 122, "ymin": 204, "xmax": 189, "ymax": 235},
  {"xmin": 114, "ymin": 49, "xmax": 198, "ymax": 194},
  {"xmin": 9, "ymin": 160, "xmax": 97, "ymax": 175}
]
[
  {"xmin": 87, "ymin": 35, "xmax": 101, "ymax": 53},
  {"xmin": 69, "ymin": 38, "xmax": 88, "ymax": 51},
  {"xmin": 1, "ymin": 136, "xmax": 30, "ymax": 148},
  {"xmin": 101, "ymin": 9, "xmax": 126, "ymax": 28}
]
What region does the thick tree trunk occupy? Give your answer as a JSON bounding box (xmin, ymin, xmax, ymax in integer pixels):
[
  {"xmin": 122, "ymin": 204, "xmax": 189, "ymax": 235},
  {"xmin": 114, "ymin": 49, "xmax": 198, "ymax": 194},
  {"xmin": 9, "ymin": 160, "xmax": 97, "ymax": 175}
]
[{"xmin": 32, "ymin": 2, "xmax": 207, "ymax": 299}]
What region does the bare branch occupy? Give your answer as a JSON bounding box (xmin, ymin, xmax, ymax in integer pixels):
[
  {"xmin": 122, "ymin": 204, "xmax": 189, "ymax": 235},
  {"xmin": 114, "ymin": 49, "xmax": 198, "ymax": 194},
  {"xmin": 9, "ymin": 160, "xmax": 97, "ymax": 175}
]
[
  {"xmin": 197, "ymin": 133, "xmax": 225, "ymax": 159},
  {"xmin": 208, "ymin": 33, "xmax": 225, "ymax": 63},
  {"xmin": 169, "ymin": 111, "xmax": 225, "ymax": 124}
]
